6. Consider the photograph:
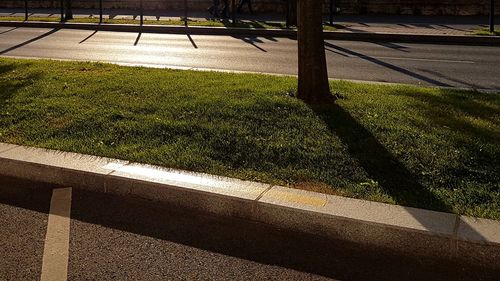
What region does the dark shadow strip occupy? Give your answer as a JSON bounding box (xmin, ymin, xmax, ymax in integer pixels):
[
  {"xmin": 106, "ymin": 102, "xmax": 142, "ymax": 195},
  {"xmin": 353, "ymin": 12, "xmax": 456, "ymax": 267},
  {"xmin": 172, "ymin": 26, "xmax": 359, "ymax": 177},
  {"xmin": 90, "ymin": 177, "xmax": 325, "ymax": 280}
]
[
  {"xmin": 134, "ymin": 32, "xmax": 142, "ymax": 46},
  {"xmin": 310, "ymin": 101, "xmax": 452, "ymax": 213},
  {"xmin": 79, "ymin": 30, "xmax": 98, "ymax": 44},
  {"xmin": 187, "ymin": 34, "xmax": 198, "ymax": 49},
  {"xmin": 0, "ymin": 27, "xmax": 18, "ymax": 35},
  {"xmin": 0, "ymin": 28, "xmax": 60, "ymax": 55},
  {"xmin": 324, "ymin": 41, "xmax": 451, "ymax": 87}
]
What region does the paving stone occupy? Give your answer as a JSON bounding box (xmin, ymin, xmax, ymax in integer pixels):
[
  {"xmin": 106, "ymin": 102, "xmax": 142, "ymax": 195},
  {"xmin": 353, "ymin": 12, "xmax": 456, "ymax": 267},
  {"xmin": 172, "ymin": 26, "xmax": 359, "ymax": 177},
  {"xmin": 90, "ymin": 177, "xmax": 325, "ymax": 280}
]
[
  {"xmin": 0, "ymin": 145, "xmax": 128, "ymax": 175},
  {"xmin": 0, "ymin": 143, "xmax": 18, "ymax": 154},
  {"xmin": 259, "ymin": 186, "xmax": 456, "ymax": 236},
  {"xmin": 323, "ymin": 194, "xmax": 456, "ymax": 236},
  {"xmin": 457, "ymin": 216, "xmax": 500, "ymax": 245}
]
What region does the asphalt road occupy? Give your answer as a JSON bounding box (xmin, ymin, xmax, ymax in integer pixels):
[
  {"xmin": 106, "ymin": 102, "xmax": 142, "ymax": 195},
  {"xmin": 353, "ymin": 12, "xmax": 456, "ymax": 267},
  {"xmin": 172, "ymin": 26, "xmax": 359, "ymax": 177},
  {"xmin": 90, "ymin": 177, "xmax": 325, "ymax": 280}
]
[
  {"xmin": 0, "ymin": 27, "xmax": 499, "ymax": 90},
  {"xmin": 1, "ymin": 175, "xmax": 500, "ymax": 281}
]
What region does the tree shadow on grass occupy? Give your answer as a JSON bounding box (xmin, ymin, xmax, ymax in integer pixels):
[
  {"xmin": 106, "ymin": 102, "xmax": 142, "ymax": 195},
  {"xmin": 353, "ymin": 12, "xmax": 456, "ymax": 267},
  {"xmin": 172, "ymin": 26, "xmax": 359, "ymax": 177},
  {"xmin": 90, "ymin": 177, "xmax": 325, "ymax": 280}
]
[
  {"xmin": 397, "ymin": 88, "xmax": 500, "ymax": 143},
  {"xmin": 0, "ymin": 61, "xmax": 44, "ymax": 109},
  {"xmin": 387, "ymin": 88, "xmax": 500, "ymax": 187},
  {"xmin": 0, "ymin": 62, "xmax": 21, "ymax": 104},
  {"xmin": 308, "ymin": 98, "xmax": 452, "ymax": 213}
]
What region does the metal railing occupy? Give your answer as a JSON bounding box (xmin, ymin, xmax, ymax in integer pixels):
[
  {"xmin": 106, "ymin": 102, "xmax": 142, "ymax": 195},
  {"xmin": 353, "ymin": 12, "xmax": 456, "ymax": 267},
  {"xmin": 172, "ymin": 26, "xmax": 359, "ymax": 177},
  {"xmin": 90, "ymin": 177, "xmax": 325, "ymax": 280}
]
[
  {"xmin": 20, "ymin": 0, "xmax": 240, "ymax": 25},
  {"xmin": 16, "ymin": 0, "xmax": 497, "ymax": 31},
  {"xmin": 18, "ymin": 0, "xmax": 306, "ymax": 27}
]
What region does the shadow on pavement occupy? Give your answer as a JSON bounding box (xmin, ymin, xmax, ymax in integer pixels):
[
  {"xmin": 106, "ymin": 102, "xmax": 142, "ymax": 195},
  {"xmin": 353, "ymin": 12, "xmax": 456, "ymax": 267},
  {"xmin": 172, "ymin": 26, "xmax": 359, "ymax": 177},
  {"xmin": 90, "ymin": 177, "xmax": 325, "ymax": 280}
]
[
  {"xmin": 0, "ymin": 27, "xmax": 18, "ymax": 35},
  {"xmin": 324, "ymin": 41, "xmax": 451, "ymax": 87},
  {"xmin": 0, "ymin": 28, "xmax": 59, "ymax": 55},
  {"xmin": 0, "ymin": 176, "xmax": 498, "ymax": 280},
  {"xmin": 187, "ymin": 33, "xmax": 198, "ymax": 48},
  {"xmin": 79, "ymin": 30, "xmax": 98, "ymax": 44}
]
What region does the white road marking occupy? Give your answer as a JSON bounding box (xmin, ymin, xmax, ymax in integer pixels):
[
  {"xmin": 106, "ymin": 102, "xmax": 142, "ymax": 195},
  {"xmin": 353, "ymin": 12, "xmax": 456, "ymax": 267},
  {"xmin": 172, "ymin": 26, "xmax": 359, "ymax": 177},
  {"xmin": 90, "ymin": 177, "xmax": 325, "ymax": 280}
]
[
  {"xmin": 372, "ymin": 56, "xmax": 475, "ymax": 64},
  {"xmin": 40, "ymin": 187, "xmax": 72, "ymax": 281},
  {"xmin": 326, "ymin": 52, "xmax": 476, "ymax": 64}
]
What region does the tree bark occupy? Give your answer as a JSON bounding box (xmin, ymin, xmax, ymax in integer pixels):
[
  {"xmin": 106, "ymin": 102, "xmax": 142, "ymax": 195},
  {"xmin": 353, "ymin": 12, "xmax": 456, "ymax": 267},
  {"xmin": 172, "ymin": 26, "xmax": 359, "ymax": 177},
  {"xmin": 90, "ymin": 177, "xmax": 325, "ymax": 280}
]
[
  {"xmin": 64, "ymin": 0, "xmax": 73, "ymax": 20},
  {"xmin": 297, "ymin": 0, "xmax": 330, "ymax": 103}
]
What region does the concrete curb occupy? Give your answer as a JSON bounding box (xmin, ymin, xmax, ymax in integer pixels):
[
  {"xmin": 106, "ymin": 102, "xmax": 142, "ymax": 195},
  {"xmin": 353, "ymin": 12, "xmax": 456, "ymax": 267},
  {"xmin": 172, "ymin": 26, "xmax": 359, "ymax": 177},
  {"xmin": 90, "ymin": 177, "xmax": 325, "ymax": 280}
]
[
  {"xmin": 1, "ymin": 20, "xmax": 499, "ymax": 46},
  {"xmin": 0, "ymin": 142, "xmax": 499, "ymax": 269}
]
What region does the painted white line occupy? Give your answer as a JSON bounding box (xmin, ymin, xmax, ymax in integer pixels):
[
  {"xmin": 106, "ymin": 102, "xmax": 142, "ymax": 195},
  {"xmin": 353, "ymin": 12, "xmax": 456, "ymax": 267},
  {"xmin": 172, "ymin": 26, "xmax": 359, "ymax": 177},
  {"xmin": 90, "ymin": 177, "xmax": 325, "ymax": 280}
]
[
  {"xmin": 372, "ymin": 56, "xmax": 475, "ymax": 64},
  {"xmin": 327, "ymin": 52, "xmax": 475, "ymax": 64},
  {"xmin": 40, "ymin": 187, "xmax": 72, "ymax": 281}
]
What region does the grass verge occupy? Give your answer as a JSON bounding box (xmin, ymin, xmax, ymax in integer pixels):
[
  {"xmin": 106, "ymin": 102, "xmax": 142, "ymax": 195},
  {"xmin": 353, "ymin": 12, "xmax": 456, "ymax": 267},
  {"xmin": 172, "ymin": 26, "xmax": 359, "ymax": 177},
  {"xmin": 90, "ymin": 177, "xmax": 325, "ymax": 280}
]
[
  {"xmin": 0, "ymin": 16, "xmax": 341, "ymax": 31},
  {"xmin": 474, "ymin": 27, "xmax": 500, "ymax": 36},
  {"xmin": 0, "ymin": 58, "xmax": 499, "ymax": 219}
]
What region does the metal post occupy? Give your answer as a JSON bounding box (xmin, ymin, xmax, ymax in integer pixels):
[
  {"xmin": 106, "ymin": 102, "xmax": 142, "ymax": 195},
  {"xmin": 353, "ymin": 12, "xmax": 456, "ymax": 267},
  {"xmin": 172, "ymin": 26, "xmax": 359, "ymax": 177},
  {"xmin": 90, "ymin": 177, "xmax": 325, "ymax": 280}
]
[
  {"xmin": 61, "ymin": 0, "xmax": 64, "ymax": 22},
  {"xmin": 285, "ymin": 0, "xmax": 289, "ymax": 28},
  {"xmin": 232, "ymin": 0, "xmax": 236, "ymax": 25},
  {"xmin": 329, "ymin": 0, "xmax": 333, "ymax": 25},
  {"xmin": 491, "ymin": 0, "xmax": 495, "ymax": 33},
  {"xmin": 184, "ymin": 0, "xmax": 188, "ymax": 27},
  {"xmin": 140, "ymin": 0, "xmax": 143, "ymax": 25},
  {"xmin": 24, "ymin": 0, "xmax": 28, "ymax": 21},
  {"xmin": 99, "ymin": 0, "xmax": 103, "ymax": 23}
]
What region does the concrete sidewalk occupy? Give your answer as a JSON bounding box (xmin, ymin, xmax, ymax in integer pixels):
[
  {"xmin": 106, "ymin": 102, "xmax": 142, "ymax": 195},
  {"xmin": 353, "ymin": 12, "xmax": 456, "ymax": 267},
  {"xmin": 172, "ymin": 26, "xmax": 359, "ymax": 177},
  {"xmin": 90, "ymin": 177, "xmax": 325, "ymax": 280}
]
[{"xmin": 1, "ymin": 8, "xmax": 498, "ymax": 36}]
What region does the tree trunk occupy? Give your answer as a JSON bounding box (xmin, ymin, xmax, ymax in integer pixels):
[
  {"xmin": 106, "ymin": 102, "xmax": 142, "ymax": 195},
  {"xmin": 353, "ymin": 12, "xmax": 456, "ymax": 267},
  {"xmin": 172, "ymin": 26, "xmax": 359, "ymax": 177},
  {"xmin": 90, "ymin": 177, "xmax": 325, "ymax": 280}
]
[
  {"xmin": 64, "ymin": 0, "xmax": 73, "ymax": 20},
  {"xmin": 297, "ymin": 0, "xmax": 330, "ymax": 103}
]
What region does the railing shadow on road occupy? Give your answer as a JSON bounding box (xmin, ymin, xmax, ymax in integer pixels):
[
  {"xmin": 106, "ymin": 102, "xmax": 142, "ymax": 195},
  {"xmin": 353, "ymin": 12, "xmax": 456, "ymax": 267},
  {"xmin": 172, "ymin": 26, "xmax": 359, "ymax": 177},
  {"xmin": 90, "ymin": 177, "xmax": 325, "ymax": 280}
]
[
  {"xmin": 187, "ymin": 33, "xmax": 198, "ymax": 48},
  {"xmin": 323, "ymin": 41, "xmax": 451, "ymax": 87},
  {"xmin": 370, "ymin": 41, "xmax": 410, "ymax": 52},
  {"xmin": 0, "ymin": 176, "xmax": 496, "ymax": 281},
  {"xmin": 79, "ymin": 30, "xmax": 98, "ymax": 44},
  {"xmin": 134, "ymin": 32, "xmax": 142, "ymax": 46},
  {"xmin": 0, "ymin": 27, "xmax": 18, "ymax": 35},
  {"xmin": 0, "ymin": 28, "xmax": 60, "ymax": 56}
]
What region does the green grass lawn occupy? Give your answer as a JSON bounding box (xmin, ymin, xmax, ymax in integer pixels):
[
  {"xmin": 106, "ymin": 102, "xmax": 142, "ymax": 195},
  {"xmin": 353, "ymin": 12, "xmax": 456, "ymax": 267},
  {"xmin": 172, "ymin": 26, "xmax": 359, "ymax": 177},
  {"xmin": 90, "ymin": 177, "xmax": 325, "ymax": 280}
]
[
  {"xmin": 0, "ymin": 58, "xmax": 499, "ymax": 219},
  {"xmin": 0, "ymin": 16, "xmax": 341, "ymax": 31},
  {"xmin": 474, "ymin": 27, "xmax": 500, "ymax": 36}
]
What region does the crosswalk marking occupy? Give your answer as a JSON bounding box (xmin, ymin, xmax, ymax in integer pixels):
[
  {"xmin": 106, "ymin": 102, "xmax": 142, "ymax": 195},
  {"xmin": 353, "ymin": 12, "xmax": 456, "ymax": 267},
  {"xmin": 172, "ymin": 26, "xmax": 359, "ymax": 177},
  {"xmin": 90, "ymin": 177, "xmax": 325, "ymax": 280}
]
[{"xmin": 40, "ymin": 187, "xmax": 72, "ymax": 281}]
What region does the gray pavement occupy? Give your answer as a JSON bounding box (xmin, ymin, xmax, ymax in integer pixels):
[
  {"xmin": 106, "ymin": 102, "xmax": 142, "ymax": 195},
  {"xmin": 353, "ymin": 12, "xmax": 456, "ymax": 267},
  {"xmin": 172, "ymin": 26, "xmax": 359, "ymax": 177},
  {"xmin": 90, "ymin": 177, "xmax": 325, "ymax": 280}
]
[
  {"xmin": 0, "ymin": 177, "xmax": 52, "ymax": 281},
  {"xmin": 0, "ymin": 26, "xmax": 499, "ymax": 90},
  {"xmin": 1, "ymin": 175, "xmax": 499, "ymax": 280}
]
